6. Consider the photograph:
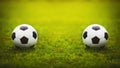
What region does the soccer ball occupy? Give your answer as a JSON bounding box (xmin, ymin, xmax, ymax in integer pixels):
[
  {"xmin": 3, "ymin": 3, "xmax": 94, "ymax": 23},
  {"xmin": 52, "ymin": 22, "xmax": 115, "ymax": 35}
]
[
  {"xmin": 11, "ymin": 24, "xmax": 38, "ymax": 48},
  {"xmin": 82, "ymin": 24, "xmax": 108, "ymax": 48}
]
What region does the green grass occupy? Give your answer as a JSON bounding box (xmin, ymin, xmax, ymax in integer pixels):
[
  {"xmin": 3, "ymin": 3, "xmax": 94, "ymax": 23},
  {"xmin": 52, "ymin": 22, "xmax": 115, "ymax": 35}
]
[{"xmin": 0, "ymin": 1, "xmax": 120, "ymax": 68}]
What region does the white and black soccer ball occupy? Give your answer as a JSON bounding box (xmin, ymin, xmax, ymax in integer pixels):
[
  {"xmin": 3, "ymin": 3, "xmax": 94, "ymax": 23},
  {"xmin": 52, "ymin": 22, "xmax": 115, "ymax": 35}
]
[
  {"xmin": 11, "ymin": 24, "xmax": 38, "ymax": 48},
  {"xmin": 82, "ymin": 24, "xmax": 108, "ymax": 48}
]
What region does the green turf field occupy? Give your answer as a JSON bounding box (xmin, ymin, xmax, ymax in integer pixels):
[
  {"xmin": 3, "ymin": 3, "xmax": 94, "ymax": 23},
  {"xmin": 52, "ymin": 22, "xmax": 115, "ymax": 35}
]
[{"xmin": 0, "ymin": 0, "xmax": 120, "ymax": 68}]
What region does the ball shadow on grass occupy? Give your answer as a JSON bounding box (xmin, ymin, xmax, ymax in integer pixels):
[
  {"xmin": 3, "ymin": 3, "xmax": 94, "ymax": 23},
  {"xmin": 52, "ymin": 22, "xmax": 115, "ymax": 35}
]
[
  {"xmin": 9, "ymin": 45, "xmax": 36, "ymax": 53},
  {"xmin": 84, "ymin": 45, "xmax": 111, "ymax": 52}
]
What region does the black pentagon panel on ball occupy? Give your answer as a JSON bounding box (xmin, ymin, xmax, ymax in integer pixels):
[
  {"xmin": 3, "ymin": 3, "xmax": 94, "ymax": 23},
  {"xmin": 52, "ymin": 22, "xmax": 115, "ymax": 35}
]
[
  {"xmin": 20, "ymin": 36, "xmax": 28, "ymax": 44},
  {"xmin": 92, "ymin": 26, "xmax": 100, "ymax": 31},
  {"xmin": 83, "ymin": 31, "xmax": 87, "ymax": 39},
  {"xmin": 92, "ymin": 36, "xmax": 100, "ymax": 44},
  {"xmin": 104, "ymin": 32, "xmax": 108, "ymax": 40},
  {"xmin": 20, "ymin": 26, "xmax": 28, "ymax": 31},
  {"xmin": 12, "ymin": 32, "xmax": 16, "ymax": 40},
  {"xmin": 33, "ymin": 31, "xmax": 37, "ymax": 39}
]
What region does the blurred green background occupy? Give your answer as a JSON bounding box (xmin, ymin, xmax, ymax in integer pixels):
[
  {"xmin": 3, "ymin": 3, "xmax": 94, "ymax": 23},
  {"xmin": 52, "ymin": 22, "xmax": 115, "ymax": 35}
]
[{"xmin": 0, "ymin": 0, "xmax": 120, "ymax": 68}]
